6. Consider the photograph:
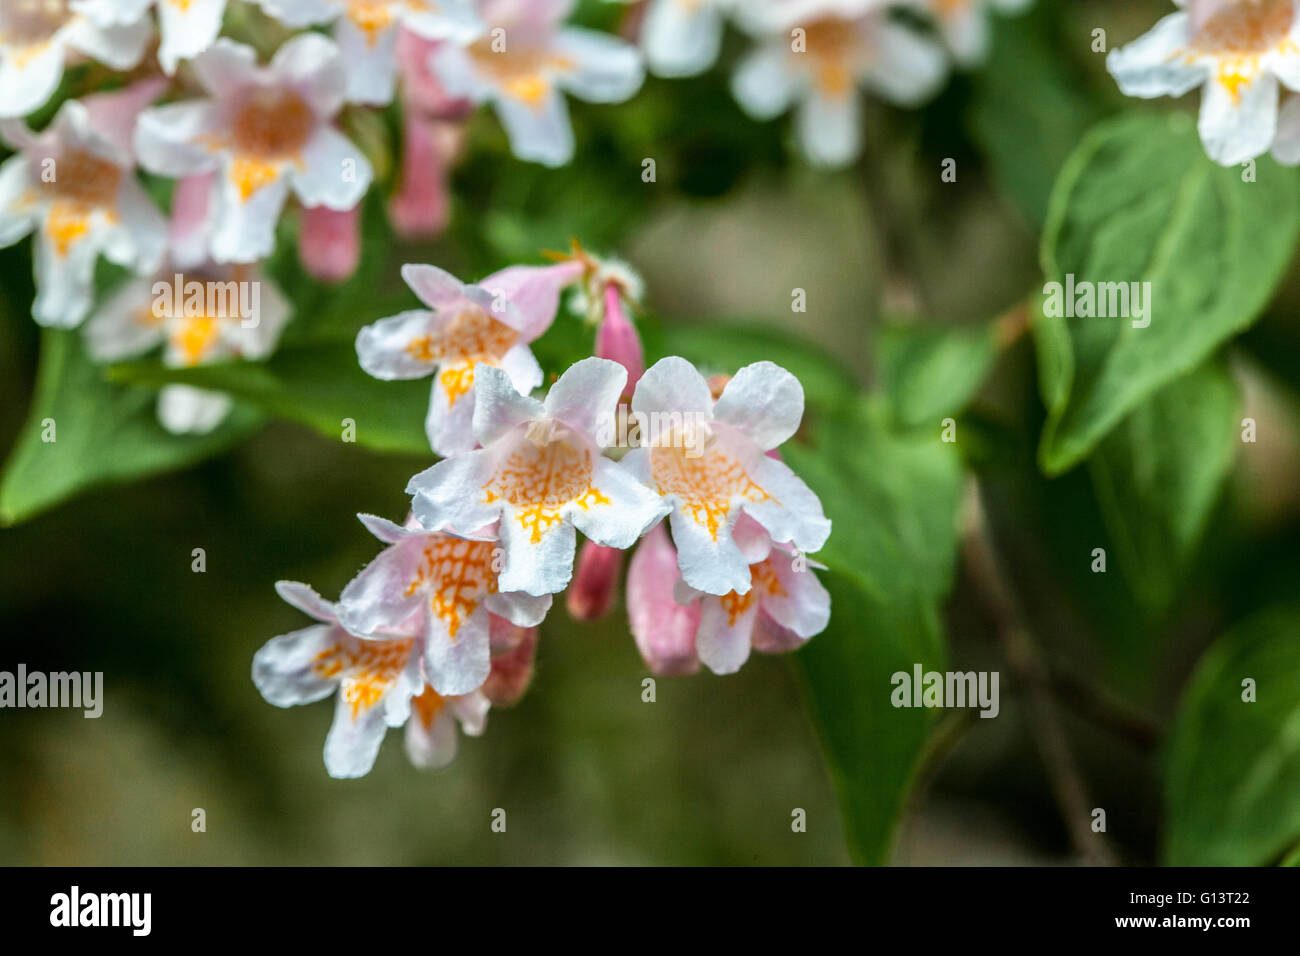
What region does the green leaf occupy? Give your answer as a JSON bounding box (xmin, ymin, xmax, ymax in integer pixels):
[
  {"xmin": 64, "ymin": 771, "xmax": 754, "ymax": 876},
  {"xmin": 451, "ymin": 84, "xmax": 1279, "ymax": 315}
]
[
  {"xmin": 877, "ymin": 321, "xmax": 998, "ymax": 430},
  {"xmin": 1089, "ymin": 361, "xmax": 1239, "ymax": 609},
  {"xmin": 109, "ymin": 340, "xmax": 431, "ymax": 455},
  {"xmin": 1164, "ymin": 605, "xmax": 1300, "ymax": 865},
  {"xmin": 1036, "ymin": 112, "xmax": 1300, "ymax": 474},
  {"xmin": 794, "ymin": 578, "xmax": 946, "ymax": 865},
  {"xmin": 0, "ymin": 330, "xmax": 263, "ymax": 525},
  {"xmin": 785, "ymin": 402, "xmax": 963, "ymax": 863}
]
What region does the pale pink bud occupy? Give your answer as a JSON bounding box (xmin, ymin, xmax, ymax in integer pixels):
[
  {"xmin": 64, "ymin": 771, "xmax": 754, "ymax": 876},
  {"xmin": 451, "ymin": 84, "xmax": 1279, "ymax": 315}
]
[
  {"xmin": 298, "ymin": 204, "xmax": 361, "ymax": 283},
  {"xmin": 169, "ymin": 172, "xmax": 214, "ymax": 270},
  {"xmin": 596, "ymin": 285, "xmax": 645, "ymax": 396},
  {"xmin": 567, "ymin": 541, "xmax": 623, "ymax": 620},
  {"xmin": 389, "ymin": 113, "xmax": 455, "ymax": 239},
  {"xmin": 484, "ymin": 619, "xmax": 537, "ymax": 707},
  {"xmin": 627, "ymin": 525, "xmax": 701, "ymax": 676}
]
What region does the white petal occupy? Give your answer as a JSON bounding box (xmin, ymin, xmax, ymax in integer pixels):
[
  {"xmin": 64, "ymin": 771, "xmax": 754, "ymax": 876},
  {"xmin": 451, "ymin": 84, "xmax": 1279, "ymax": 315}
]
[
  {"xmin": 108, "ymin": 177, "xmax": 168, "ymax": 272},
  {"xmin": 543, "ymin": 356, "xmax": 626, "ymax": 441},
  {"xmin": 632, "ymin": 355, "xmax": 714, "ymax": 420},
  {"xmin": 401, "ymin": 261, "xmax": 471, "ymax": 309},
  {"xmin": 1105, "ymin": 12, "xmax": 1204, "ymax": 99},
  {"xmin": 426, "ymin": 362, "xmax": 479, "ymax": 456},
  {"xmin": 484, "ymin": 589, "xmax": 552, "ymax": 628},
  {"xmin": 323, "ymin": 685, "xmax": 391, "ymax": 777},
  {"xmin": 0, "ymin": 155, "xmax": 36, "ymax": 247},
  {"xmin": 863, "ymin": 21, "xmax": 947, "ymax": 106},
  {"xmin": 449, "ymin": 689, "xmax": 490, "ymax": 736},
  {"xmin": 335, "ymin": 16, "xmax": 400, "ymax": 105},
  {"xmin": 471, "ymin": 362, "xmax": 545, "ymax": 441},
  {"xmin": 356, "ymin": 309, "xmax": 437, "ymax": 380},
  {"xmin": 192, "ymin": 38, "xmax": 260, "ymax": 96},
  {"xmin": 291, "ymin": 126, "xmax": 373, "ymax": 208},
  {"xmin": 498, "ymin": 342, "xmax": 544, "ymax": 397},
  {"xmin": 31, "ymin": 216, "xmax": 105, "ymax": 326},
  {"xmin": 157, "ymin": 384, "xmax": 233, "ymax": 433},
  {"xmin": 797, "ymin": 89, "xmax": 861, "ymax": 167},
  {"xmin": 569, "ymin": 455, "xmax": 670, "ymax": 549},
  {"xmin": 497, "ymin": 510, "xmax": 577, "ymax": 595},
  {"xmin": 209, "ymin": 164, "xmax": 291, "ymax": 263},
  {"xmin": 760, "ymin": 549, "xmax": 830, "ymax": 639},
  {"xmin": 494, "ymin": 87, "xmax": 575, "ymax": 167},
  {"xmin": 643, "ymin": 0, "xmax": 724, "ymax": 78},
  {"xmin": 695, "ymin": 592, "xmax": 757, "ymax": 675},
  {"xmin": 64, "ymin": 13, "xmax": 150, "ymax": 69},
  {"xmin": 423, "ymin": 602, "xmax": 492, "ymax": 695},
  {"xmin": 1198, "ymin": 69, "xmax": 1278, "ymax": 165},
  {"xmin": 0, "ymin": 37, "xmax": 67, "ymax": 119},
  {"xmin": 1273, "ymin": 94, "xmax": 1300, "ymax": 164},
  {"xmin": 740, "ymin": 452, "xmax": 833, "ymax": 554},
  {"xmin": 255, "ymin": 0, "xmax": 339, "ymax": 28},
  {"xmin": 404, "ymin": 701, "xmax": 460, "ymax": 769},
  {"xmin": 712, "ymin": 361, "xmax": 804, "ymax": 451},
  {"xmin": 404, "ymin": 0, "xmax": 483, "ymax": 43},
  {"xmin": 552, "ymin": 27, "xmax": 644, "ymax": 103},
  {"xmin": 252, "ymin": 623, "xmax": 342, "ymax": 707},
  {"xmin": 224, "ymin": 273, "xmax": 291, "ymax": 358},
  {"xmin": 274, "ymin": 579, "xmax": 340, "ymax": 623},
  {"xmin": 83, "ymin": 276, "xmax": 162, "ymax": 361},
  {"xmin": 270, "ymin": 31, "xmax": 348, "ymax": 118},
  {"xmin": 667, "ymin": 504, "xmax": 752, "ymax": 596},
  {"xmin": 407, "ymin": 448, "xmax": 502, "ymax": 536},
  {"xmin": 157, "ymin": 0, "xmax": 227, "ymax": 73},
  {"xmin": 734, "ymin": 42, "xmax": 801, "ymax": 121},
  {"xmin": 337, "ymin": 536, "xmax": 430, "ymax": 637},
  {"xmin": 134, "ymin": 102, "xmax": 222, "ymax": 177}
]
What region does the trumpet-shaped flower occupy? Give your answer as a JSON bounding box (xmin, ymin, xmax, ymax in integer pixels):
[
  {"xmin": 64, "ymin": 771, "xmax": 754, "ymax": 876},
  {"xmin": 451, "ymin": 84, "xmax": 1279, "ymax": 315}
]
[
  {"xmin": 337, "ymin": 514, "xmax": 552, "ymax": 696},
  {"xmin": 0, "ymin": 0, "xmax": 150, "ymax": 119},
  {"xmin": 253, "ymin": 580, "xmax": 426, "ymax": 778},
  {"xmin": 0, "ymin": 87, "xmax": 167, "ymax": 326},
  {"xmin": 1107, "ymin": 0, "xmax": 1300, "ymax": 165},
  {"xmin": 429, "ymin": 0, "xmax": 644, "ymax": 166},
  {"xmin": 259, "ymin": 0, "xmax": 482, "ymax": 104},
  {"xmin": 355, "ymin": 260, "xmax": 582, "ymax": 455},
  {"xmin": 83, "ymin": 263, "xmax": 291, "ymax": 433},
  {"xmin": 407, "ymin": 358, "xmax": 671, "ymax": 597},
  {"xmin": 622, "ymin": 357, "xmax": 831, "ymax": 596},
  {"xmin": 134, "ymin": 34, "xmax": 374, "ymax": 264},
  {"xmin": 731, "ymin": 0, "xmax": 946, "ymax": 167}
]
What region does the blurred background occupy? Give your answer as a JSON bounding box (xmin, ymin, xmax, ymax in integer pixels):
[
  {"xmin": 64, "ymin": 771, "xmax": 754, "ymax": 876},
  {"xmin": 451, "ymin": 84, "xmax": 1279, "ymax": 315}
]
[{"xmin": 2, "ymin": 0, "xmax": 1299, "ymax": 865}]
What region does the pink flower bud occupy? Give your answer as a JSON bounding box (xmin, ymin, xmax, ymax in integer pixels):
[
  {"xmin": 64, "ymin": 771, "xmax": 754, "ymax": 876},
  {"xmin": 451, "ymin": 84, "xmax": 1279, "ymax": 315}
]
[
  {"xmin": 484, "ymin": 618, "xmax": 537, "ymax": 707},
  {"xmin": 396, "ymin": 29, "xmax": 471, "ymax": 117},
  {"xmin": 389, "ymin": 113, "xmax": 455, "ymax": 239},
  {"xmin": 298, "ymin": 203, "xmax": 361, "ymax": 283},
  {"xmin": 567, "ymin": 541, "xmax": 623, "ymax": 620},
  {"xmin": 169, "ymin": 172, "xmax": 214, "ymax": 270},
  {"xmin": 627, "ymin": 525, "xmax": 701, "ymax": 676},
  {"xmin": 596, "ymin": 284, "xmax": 645, "ymax": 396}
]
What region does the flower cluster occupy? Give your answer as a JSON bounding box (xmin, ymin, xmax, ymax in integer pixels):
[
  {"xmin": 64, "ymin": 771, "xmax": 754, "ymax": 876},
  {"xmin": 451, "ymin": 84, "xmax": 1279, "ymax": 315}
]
[
  {"xmin": 0, "ymin": 1, "xmax": 1032, "ymax": 406},
  {"xmin": 255, "ymin": 254, "xmax": 833, "ymax": 777},
  {"xmin": 1107, "ymin": 0, "xmax": 1300, "ymax": 166}
]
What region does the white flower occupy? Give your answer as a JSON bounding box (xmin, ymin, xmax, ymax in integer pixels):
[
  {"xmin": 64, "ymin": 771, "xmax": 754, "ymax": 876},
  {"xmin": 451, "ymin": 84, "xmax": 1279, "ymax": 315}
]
[
  {"xmin": 622, "ymin": 357, "xmax": 831, "ymax": 597},
  {"xmin": 133, "ymin": 34, "xmax": 374, "ymax": 264},
  {"xmin": 354, "ymin": 260, "xmax": 582, "ymax": 456},
  {"xmin": 337, "ymin": 514, "xmax": 552, "ymax": 696},
  {"xmin": 83, "ymin": 262, "xmax": 292, "ymax": 433},
  {"xmin": 75, "ymin": 0, "xmax": 224, "ymax": 74},
  {"xmin": 0, "ymin": 0, "xmax": 150, "ymax": 119},
  {"xmin": 0, "ymin": 89, "xmax": 167, "ymax": 327},
  {"xmin": 731, "ymin": 0, "xmax": 946, "ymax": 167},
  {"xmin": 406, "ymin": 358, "xmax": 671, "ymax": 597},
  {"xmin": 1107, "ymin": 0, "xmax": 1300, "ymax": 166},
  {"xmin": 258, "ymin": 0, "xmax": 482, "ymax": 104},
  {"xmin": 903, "ymin": 0, "xmax": 1033, "ymax": 66},
  {"xmin": 429, "ymin": 0, "xmax": 644, "ymax": 166},
  {"xmin": 607, "ymin": 0, "xmax": 734, "ymax": 77}
]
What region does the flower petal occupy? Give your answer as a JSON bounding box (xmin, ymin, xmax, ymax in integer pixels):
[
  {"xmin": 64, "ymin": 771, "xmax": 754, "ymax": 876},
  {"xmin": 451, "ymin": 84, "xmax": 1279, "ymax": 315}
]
[
  {"xmin": 423, "ymin": 601, "xmax": 492, "ymax": 695},
  {"xmin": 337, "ymin": 535, "xmax": 430, "ymax": 637},
  {"xmin": 761, "ymin": 549, "xmax": 830, "ymax": 639},
  {"xmin": 408, "ymin": 448, "xmax": 502, "ymax": 536},
  {"xmin": 732, "ymin": 44, "xmax": 798, "ymax": 120},
  {"xmin": 356, "ymin": 309, "xmax": 437, "ymax": 380},
  {"xmin": 493, "ymin": 86, "xmax": 575, "ymax": 167},
  {"xmin": 632, "ymin": 355, "xmax": 714, "ymax": 420},
  {"xmin": 740, "ymin": 452, "xmax": 832, "ymax": 554},
  {"xmin": 470, "ymin": 361, "xmax": 545, "ymax": 444},
  {"xmin": 0, "ymin": 155, "xmax": 36, "ymax": 247},
  {"xmin": 479, "ymin": 260, "xmax": 583, "ymax": 340},
  {"xmin": 335, "ymin": 15, "xmax": 400, "ymax": 105},
  {"xmin": 484, "ymin": 588, "xmax": 552, "ymax": 628},
  {"xmin": 274, "ymin": 579, "xmax": 339, "ymax": 623},
  {"xmin": 695, "ymin": 591, "xmax": 758, "ymax": 675},
  {"xmin": 568, "ymin": 455, "xmax": 670, "ymax": 549},
  {"xmin": 134, "ymin": 101, "xmax": 222, "ymax": 178},
  {"xmin": 83, "ymin": 276, "xmax": 163, "ymax": 361},
  {"xmin": 627, "ymin": 523, "xmax": 701, "ymax": 676},
  {"xmin": 712, "ymin": 361, "xmax": 804, "ymax": 451},
  {"xmin": 270, "ymin": 31, "xmax": 348, "ymax": 118},
  {"xmin": 552, "ymin": 27, "xmax": 644, "ymax": 103},
  {"xmin": 1198, "ymin": 68, "xmax": 1278, "ymax": 165},
  {"xmin": 543, "ymin": 355, "xmax": 625, "ymax": 441},
  {"xmin": 643, "ymin": 0, "xmax": 724, "ymax": 78},
  {"xmin": 1105, "ymin": 12, "xmax": 1204, "ymax": 99},
  {"xmin": 157, "ymin": 384, "xmax": 233, "ymax": 433},
  {"xmin": 0, "ymin": 36, "xmax": 67, "ymax": 120},
  {"xmin": 157, "ymin": 0, "xmax": 227, "ymax": 74},
  {"xmin": 209, "ymin": 164, "xmax": 291, "ymax": 263},
  {"xmin": 404, "ymin": 693, "xmax": 461, "ymax": 768},
  {"xmin": 796, "ymin": 89, "xmax": 861, "ymax": 168},
  {"xmin": 497, "ymin": 510, "xmax": 577, "ymax": 595},
  {"xmin": 291, "ymin": 126, "xmax": 374, "ymax": 209},
  {"xmin": 252, "ymin": 622, "xmax": 342, "ymax": 707}
]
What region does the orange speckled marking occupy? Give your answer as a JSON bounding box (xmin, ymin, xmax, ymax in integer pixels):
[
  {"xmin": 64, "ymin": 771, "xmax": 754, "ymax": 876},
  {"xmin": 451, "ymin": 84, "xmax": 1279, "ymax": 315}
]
[
  {"xmin": 348, "ymin": 1, "xmax": 395, "ymax": 46},
  {"xmin": 650, "ymin": 444, "xmax": 768, "ymax": 541},
  {"xmin": 718, "ymin": 559, "xmax": 786, "ymax": 627},
  {"xmin": 468, "ymin": 41, "xmax": 574, "ymax": 109},
  {"xmin": 44, "ymin": 203, "xmax": 89, "ymax": 256},
  {"xmin": 406, "ymin": 308, "xmax": 519, "ymax": 405},
  {"xmin": 170, "ymin": 314, "xmax": 220, "ymax": 366},
  {"xmin": 312, "ymin": 637, "xmax": 414, "ymax": 721},
  {"xmin": 404, "ymin": 535, "xmax": 497, "ymax": 639},
  {"xmin": 439, "ymin": 362, "xmax": 476, "ymax": 405},
  {"xmin": 1165, "ymin": 0, "xmax": 1300, "ymax": 104},
  {"xmin": 795, "ymin": 18, "xmax": 861, "ymax": 98},
  {"xmin": 411, "ymin": 684, "xmax": 446, "ymax": 728},
  {"xmin": 483, "ymin": 438, "xmax": 607, "ymax": 544}
]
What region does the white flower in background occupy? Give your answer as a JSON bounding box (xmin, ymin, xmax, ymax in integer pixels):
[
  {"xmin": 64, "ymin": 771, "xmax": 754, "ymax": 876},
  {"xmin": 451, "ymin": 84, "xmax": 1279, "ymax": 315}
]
[
  {"xmin": 903, "ymin": 0, "xmax": 1033, "ymax": 66},
  {"xmin": 407, "ymin": 359, "xmax": 671, "ymax": 597},
  {"xmin": 355, "ymin": 260, "xmax": 582, "ymax": 456},
  {"xmin": 429, "ymin": 0, "xmax": 644, "ymax": 166},
  {"xmin": 0, "ymin": 85, "xmax": 167, "ymax": 327},
  {"xmin": 1107, "ymin": 0, "xmax": 1300, "ymax": 165},
  {"xmin": 0, "ymin": 0, "xmax": 150, "ymax": 119},
  {"xmin": 258, "ymin": 0, "xmax": 482, "ymax": 104},
  {"xmin": 622, "ymin": 357, "xmax": 831, "ymax": 597},
  {"xmin": 75, "ymin": 0, "xmax": 221, "ymax": 74},
  {"xmin": 83, "ymin": 262, "xmax": 292, "ymax": 433},
  {"xmin": 607, "ymin": 0, "xmax": 735, "ymax": 77},
  {"xmin": 731, "ymin": 0, "xmax": 947, "ymax": 167},
  {"xmin": 337, "ymin": 514, "xmax": 553, "ymax": 696},
  {"xmin": 253, "ymin": 581, "xmax": 425, "ymax": 778},
  {"xmin": 133, "ymin": 34, "xmax": 374, "ymax": 264}
]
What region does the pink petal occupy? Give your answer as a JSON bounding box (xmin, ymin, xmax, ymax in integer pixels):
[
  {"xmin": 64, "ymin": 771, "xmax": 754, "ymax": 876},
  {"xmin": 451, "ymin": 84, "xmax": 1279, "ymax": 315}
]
[
  {"xmin": 483, "ymin": 620, "xmax": 537, "ymax": 706},
  {"xmin": 596, "ymin": 285, "xmax": 645, "ymax": 397},
  {"xmin": 627, "ymin": 524, "xmax": 701, "ymax": 676},
  {"xmin": 566, "ymin": 541, "xmax": 623, "ymax": 620},
  {"xmin": 298, "ymin": 203, "xmax": 361, "ymax": 283}
]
